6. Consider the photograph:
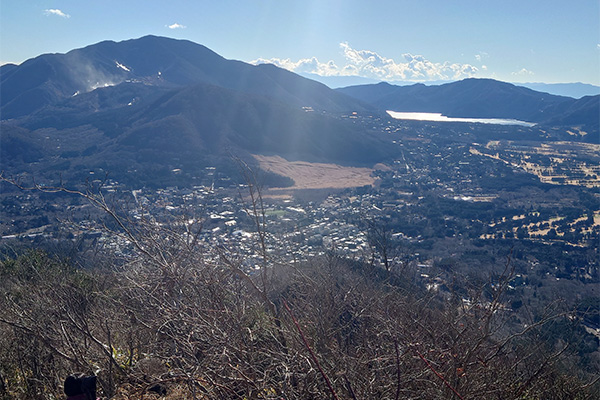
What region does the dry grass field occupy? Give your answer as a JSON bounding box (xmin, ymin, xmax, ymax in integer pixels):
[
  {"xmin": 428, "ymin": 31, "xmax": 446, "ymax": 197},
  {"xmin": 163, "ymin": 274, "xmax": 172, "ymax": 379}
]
[{"xmin": 254, "ymin": 154, "xmax": 375, "ymax": 189}]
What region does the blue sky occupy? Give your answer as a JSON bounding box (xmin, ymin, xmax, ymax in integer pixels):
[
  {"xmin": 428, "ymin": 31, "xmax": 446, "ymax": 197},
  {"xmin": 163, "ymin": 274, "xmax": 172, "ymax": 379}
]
[{"xmin": 1, "ymin": 1, "xmax": 598, "ymax": 84}]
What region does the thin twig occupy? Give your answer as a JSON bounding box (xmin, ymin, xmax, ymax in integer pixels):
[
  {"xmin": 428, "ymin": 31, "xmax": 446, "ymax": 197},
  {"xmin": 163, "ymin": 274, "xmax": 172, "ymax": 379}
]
[
  {"xmin": 344, "ymin": 375, "xmax": 358, "ymax": 400},
  {"xmin": 415, "ymin": 348, "xmax": 464, "ymax": 400},
  {"xmin": 282, "ymin": 298, "xmax": 339, "ymax": 400},
  {"xmin": 394, "ymin": 339, "xmax": 401, "ymax": 400}
]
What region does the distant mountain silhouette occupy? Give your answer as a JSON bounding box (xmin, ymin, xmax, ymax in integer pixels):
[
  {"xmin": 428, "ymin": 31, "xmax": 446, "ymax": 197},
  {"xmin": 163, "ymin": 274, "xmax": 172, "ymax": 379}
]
[
  {"xmin": 1, "ymin": 35, "xmax": 370, "ymax": 119},
  {"xmin": 517, "ymin": 82, "xmax": 600, "ymax": 99},
  {"xmin": 337, "ymin": 78, "xmax": 599, "ymax": 133}
]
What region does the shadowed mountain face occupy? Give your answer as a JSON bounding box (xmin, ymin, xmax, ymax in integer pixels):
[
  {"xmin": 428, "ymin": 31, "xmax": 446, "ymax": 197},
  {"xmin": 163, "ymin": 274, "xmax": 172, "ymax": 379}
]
[
  {"xmin": 75, "ymin": 82, "xmax": 391, "ymax": 164},
  {"xmin": 541, "ymin": 95, "xmax": 600, "ymax": 131},
  {"xmin": 337, "ymin": 79, "xmax": 599, "ymax": 132}
]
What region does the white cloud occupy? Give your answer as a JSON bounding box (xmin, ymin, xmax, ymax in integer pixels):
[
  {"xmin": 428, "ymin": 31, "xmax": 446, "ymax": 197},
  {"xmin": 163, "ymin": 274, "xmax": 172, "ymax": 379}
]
[
  {"xmin": 481, "ymin": 65, "xmax": 488, "ymax": 70},
  {"xmin": 44, "ymin": 9, "xmax": 70, "ymax": 18},
  {"xmin": 511, "ymin": 68, "xmax": 534, "ymax": 76},
  {"xmin": 252, "ymin": 43, "xmax": 478, "ymax": 82},
  {"xmin": 167, "ymin": 23, "xmax": 186, "ymax": 29},
  {"xmin": 252, "ymin": 56, "xmax": 341, "ymax": 76},
  {"xmin": 474, "ymin": 52, "xmax": 489, "ymax": 62}
]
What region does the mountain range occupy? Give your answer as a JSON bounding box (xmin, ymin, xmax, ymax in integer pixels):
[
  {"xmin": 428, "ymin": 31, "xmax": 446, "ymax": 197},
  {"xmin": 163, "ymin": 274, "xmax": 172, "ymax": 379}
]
[
  {"xmin": 518, "ymin": 82, "xmax": 600, "ymax": 99},
  {"xmin": 0, "ymin": 36, "xmax": 389, "ymax": 187},
  {"xmin": 1, "ymin": 35, "xmax": 598, "ymax": 188},
  {"xmin": 337, "ymin": 80, "xmax": 599, "ymax": 130},
  {"xmin": 302, "ymin": 73, "xmax": 600, "ymax": 99}
]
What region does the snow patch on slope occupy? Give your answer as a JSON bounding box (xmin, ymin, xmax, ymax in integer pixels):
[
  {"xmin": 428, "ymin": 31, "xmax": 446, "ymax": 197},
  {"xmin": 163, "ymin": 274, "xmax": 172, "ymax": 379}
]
[{"xmin": 115, "ymin": 61, "xmax": 131, "ymax": 72}]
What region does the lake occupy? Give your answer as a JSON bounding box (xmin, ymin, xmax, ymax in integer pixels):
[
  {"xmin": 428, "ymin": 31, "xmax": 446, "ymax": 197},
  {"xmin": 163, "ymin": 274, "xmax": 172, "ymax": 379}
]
[{"xmin": 387, "ymin": 111, "xmax": 536, "ymax": 127}]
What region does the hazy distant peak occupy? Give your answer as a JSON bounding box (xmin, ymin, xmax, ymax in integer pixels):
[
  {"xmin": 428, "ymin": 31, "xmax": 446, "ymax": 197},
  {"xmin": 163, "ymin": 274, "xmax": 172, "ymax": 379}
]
[{"xmin": 516, "ymin": 82, "xmax": 600, "ymax": 99}]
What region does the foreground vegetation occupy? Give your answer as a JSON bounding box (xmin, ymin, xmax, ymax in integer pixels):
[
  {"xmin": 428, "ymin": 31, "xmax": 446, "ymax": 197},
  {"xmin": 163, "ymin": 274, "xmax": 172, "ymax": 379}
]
[{"xmin": 0, "ymin": 213, "xmax": 598, "ymax": 399}]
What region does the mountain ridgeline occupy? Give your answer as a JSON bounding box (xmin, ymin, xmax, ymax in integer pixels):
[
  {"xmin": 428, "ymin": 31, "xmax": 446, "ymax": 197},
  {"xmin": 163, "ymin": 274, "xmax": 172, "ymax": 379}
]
[
  {"xmin": 1, "ymin": 35, "xmax": 597, "ymax": 188},
  {"xmin": 0, "ymin": 35, "xmax": 370, "ymax": 118},
  {"xmin": 337, "ymin": 80, "xmax": 599, "ymax": 131}
]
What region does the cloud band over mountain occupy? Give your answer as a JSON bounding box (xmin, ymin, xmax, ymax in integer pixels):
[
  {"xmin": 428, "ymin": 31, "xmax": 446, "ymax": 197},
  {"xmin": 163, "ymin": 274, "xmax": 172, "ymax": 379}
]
[{"xmin": 252, "ymin": 42, "xmax": 478, "ymax": 82}]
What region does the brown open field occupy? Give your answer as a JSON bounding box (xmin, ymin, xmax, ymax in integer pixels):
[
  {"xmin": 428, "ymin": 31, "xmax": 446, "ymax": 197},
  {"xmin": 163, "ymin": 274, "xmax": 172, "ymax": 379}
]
[{"xmin": 253, "ymin": 155, "xmax": 375, "ymax": 189}]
